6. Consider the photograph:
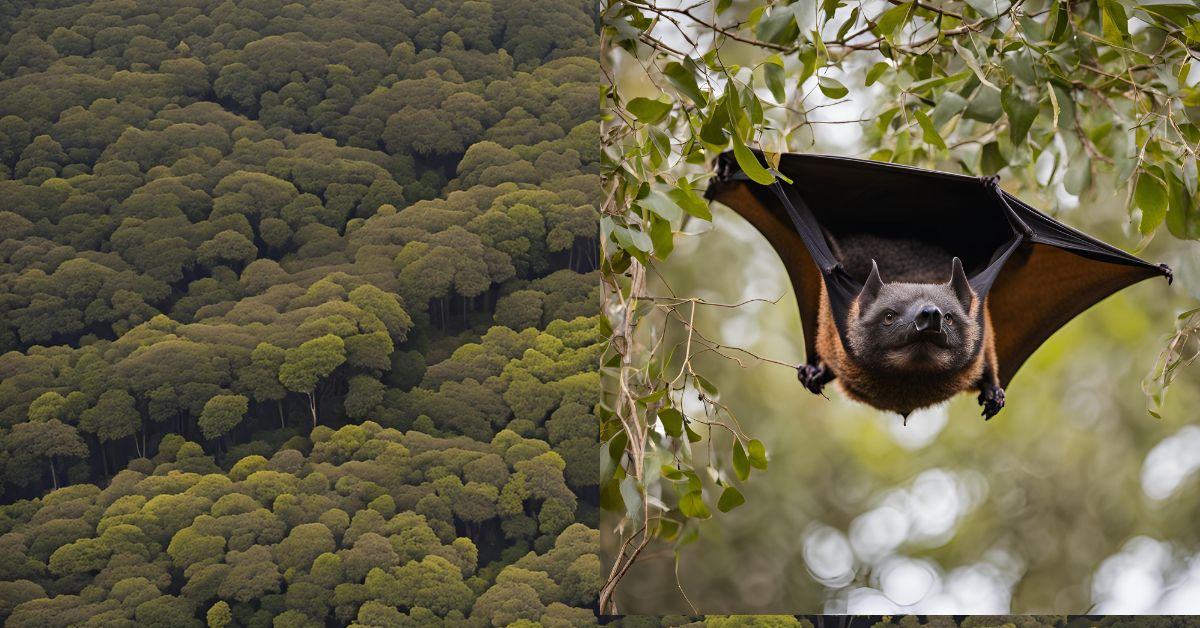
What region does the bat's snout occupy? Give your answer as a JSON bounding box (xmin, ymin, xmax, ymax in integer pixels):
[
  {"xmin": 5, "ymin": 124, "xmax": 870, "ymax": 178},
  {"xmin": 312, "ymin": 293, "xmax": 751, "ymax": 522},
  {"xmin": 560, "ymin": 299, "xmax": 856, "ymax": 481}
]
[{"xmin": 914, "ymin": 305, "xmax": 943, "ymax": 332}]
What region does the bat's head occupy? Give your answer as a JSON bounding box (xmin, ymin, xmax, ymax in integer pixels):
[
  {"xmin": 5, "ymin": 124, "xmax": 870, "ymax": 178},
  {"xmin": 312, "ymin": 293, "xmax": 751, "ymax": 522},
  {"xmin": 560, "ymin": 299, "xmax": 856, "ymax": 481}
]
[{"xmin": 849, "ymin": 257, "xmax": 980, "ymax": 373}]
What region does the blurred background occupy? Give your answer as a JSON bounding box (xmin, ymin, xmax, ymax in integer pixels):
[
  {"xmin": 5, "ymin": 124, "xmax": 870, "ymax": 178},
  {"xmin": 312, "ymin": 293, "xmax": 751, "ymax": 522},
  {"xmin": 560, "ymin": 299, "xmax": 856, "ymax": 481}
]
[
  {"xmin": 614, "ymin": 175, "xmax": 1200, "ymax": 613},
  {"xmin": 607, "ymin": 54, "xmax": 1200, "ymax": 612}
]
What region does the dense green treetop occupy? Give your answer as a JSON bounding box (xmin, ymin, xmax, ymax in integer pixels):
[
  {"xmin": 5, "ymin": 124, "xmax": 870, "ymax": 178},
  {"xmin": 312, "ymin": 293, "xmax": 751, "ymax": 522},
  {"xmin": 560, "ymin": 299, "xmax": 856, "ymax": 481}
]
[{"xmin": 0, "ymin": 0, "xmax": 600, "ymax": 624}]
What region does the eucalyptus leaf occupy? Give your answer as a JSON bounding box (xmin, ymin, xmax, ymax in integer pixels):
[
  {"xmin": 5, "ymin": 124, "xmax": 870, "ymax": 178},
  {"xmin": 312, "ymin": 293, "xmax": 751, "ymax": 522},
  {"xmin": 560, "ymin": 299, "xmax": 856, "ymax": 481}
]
[
  {"xmin": 818, "ymin": 76, "xmax": 849, "ymax": 99},
  {"xmin": 873, "ymin": 1, "xmax": 914, "ymax": 44},
  {"xmin": 915, "ymin": 110, "xmax": 947, "ymax": 150},
  {"xmin": 962, "ymin": 0, "xmax": 1010, "ymax": 19},
  {"xmin": 764, "ymin": 59, "xmax": 786, "ymax": 103},
  {"xmin": 669, "ymin": 180, "xmax": 713, "ymax": 221},
  {"xmin": 663, "ymin": 61, "xmax": 708, "ymax": 107},
  {"xmin": 730, "ymin": 134, "xmax": 776, "ymax": 185},
  {"xmin": 1135, "ymin": 173, "xmax": 1168, "ymax": 235},
  {"xmin": 748, "ymin": 439, "xmax": 768, "ymax": 469},
  {"xmin": 658, "ymin": 408, "xmax": 684, "ymax": 437},
  {"xmin": 641, "ymin": 190, "xmax": 682, "ymax": 222},
  {"xmin": 626, "ymin": 97, "xmax": 672, "ymax": 124},
  {"xmin": 717, "ymin": 486, "xmax": 746, "ymax": 512},
  {"xmin": 649, "ymin": 214, "xmax": 674, "ymax": 260},
  {"xmin": 930, "ymin": 92, "xmax": 968, "ymax": 128},
  {"xmin": 1001, "ymin": 86, "xmax": 1038, "ymax": 146},
  {"xmin": 679, "ymin": 490, "xmax": 712, "ymax": 519},
  {"xmin": 620, "ymin": 477, "xmax": 644, "ymax": 521},
  {"xmin": 601, "ymin": 478, "xmax": 625, "ymax": 512},
  {"xmin": 733, "ymin": 440, "xmax": 750, "ymax": 481},
  {"xmin": 964, "ymin": 85, "xmax": 1003, "ymax": 123},
  {"xmin": 865, "ymin": 61, "xmax": 890, "ymax": 86}
]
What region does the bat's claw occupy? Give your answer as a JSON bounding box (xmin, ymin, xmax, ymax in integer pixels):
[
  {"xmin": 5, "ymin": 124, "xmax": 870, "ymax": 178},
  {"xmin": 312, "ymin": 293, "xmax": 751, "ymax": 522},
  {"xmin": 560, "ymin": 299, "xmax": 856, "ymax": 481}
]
[
  {"xmin": 797, "ymin": 363, "xmax": 827, "ymax": 395},
  {"xmin": 978, "ymin": 384, "xmax": 1005, "ymax": 420}
]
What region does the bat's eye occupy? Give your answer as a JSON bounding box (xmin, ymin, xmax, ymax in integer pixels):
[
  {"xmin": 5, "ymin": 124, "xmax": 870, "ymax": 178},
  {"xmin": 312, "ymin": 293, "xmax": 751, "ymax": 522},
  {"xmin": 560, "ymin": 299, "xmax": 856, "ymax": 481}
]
[
  {"xmin": 883, "ymin": 312, "xmax": 895, "ymax": 325},
  {"xmin": 945, "ymin": 314, "xmax": 954, "ymax": 326}
]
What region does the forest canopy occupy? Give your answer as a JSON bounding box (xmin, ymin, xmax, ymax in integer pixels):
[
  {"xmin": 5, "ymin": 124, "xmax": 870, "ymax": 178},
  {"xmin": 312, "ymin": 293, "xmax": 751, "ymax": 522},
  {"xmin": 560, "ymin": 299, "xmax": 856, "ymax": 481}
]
[{"xmin": 0, "ymin": 0, "xmax": 601, "ymax": 625}]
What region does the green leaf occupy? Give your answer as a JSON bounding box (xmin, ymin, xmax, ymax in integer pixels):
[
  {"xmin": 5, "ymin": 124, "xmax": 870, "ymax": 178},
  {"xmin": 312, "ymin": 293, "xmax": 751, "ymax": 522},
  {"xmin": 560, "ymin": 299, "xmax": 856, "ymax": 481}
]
[
  {"xmin": 964, "ymin": 85, "xmax": 1002, "ymax": 123},
  {"xmin": 649, "ymin": 214, "xmax": 674, "ymax": 260},
  {"xmin": 748, "ymin": 439, "xmax": 768, "ymax": 469},
  {"xmin": 1099, "ymin": 0, "xmax": 1130, "ymax": 44},
  {"xmin": 1064, "ymin": 153, "xmax": 1091, "ymax": 196},
  {"xmin": 613, "ymin": 226, "xmax": 651, "ymax": 258},
  {"xmin": 668, "ymin": 180, "xmax": 713, "ymax": 221},
  {"xmin": 608, "ymin": 431, "xmax": 628, "ymax": 461},
  {"xmin": 717, "ymin": 486, "xmax": 746, "ymax": 512},
  {"xmin": 757, "ymin": 6, "xmax": 799, "ymax": 43},
  {"xmin": 694, "ymin": 374, "xmax": 719, "ymax": 396},
  {"xmin": 980, "ymin": 141, "xmax": 1007, "ymax": 175},
  {"xmin": 732, "ymin": 440, "xmax": 750, "ymax": 481},
  {"xmin": 836, "ymin": 7, "xmax": 860, "ymax": 41},
  {"xmin": 915, "ymin": 110, "xmax": 946, "ymax": 150},
  {"xmin": 797, "ymin": 46, "xmax": 818, "ymax": 85},
  {"xmin": 626, "ymin": 97, "xmax": 672, "ymax": 124},
  {"xmin": 638, "ymin": 388, "xmax": 667, "ymax": 405},
  {"xmin": 1165, "ymin": 170, "xmax": 1199, "ymax": 239},
  {"xmin": 953, "ymin": 41, "xmax": 998, "ymax": 91},
  {"xmin": 661, "ymin": 465, "xmax": 684, "ymax": 481},
  {"xmin": 646, "ymin": 126, "xmax": 671, "ymax": 169},
  {"xmin": 685, "ymin": 423, "xmax": 703, "ymax": 443},
  {"xmin": 1002, "ymin": 50, "xmax": 1037, "ymax": 86},
  {"xmin": 930, "ymin": 92, "xmax": 968, "ymax": 128},
  {"xmin": 744, "ymin": 86, "xmax": 765, "ymax": 125},
  {"xmin": 962, "ymin": 0, "xmax": 1010, "ymax": 18},
  {"xmin": 679, "ymin": 491, "xmax": 711, "ymax": 519},
  {"xmin": 874, "ymin": 1, "xmax": 914, "ymax": 43},
  {"xmin": 699, "ymin": 99, "xmax": 730, "ymax": 146},
  {"xmin": 658, "ymin": 408, "xmax": 684, "ymax": 437},
  {"xmin": 817, "ymin": 76, "xmax": 849, "ymax": 99},
  {"xmin": 1135, "ymin": 173, "xmax": 1169, "ymax": 234},
  {"xmin": 657, "ymin": 517, "xmax": 680, "ymax": 540},
  {"xmin": 865, "ymin": 61, "xmax": 889, "ymax": 86},
  {"xmin": 764, "ymin": 55, "xmax": 786, "ymax": 103},
  {"xmin": 641, "ymin": 190, "xmax": 681, "ymax": 222},
  {"xmin": 909, "ymin": 70, "xmax": 971, "ymax": 96},
  {"xmin": 620, "ymin": 477, "xmax": 643, "ymax": 521},
  {"xmin": 1001, "ymin": 86, "xmax": 1038, "ymax": 146},
  {"xmin": 1047, "ymin": 1, "xmax": 1069, "ymax": 42},
  {"xmin": 600, "ymin": 478, "xmax": 625, "ymax": 511},
  {"xmin": 664, "ymin": 61, "xmax": 708, "ymax": 107},
  {"xmin": 730, "ymin": 134, "xmax": 775, "ymax": 185}
]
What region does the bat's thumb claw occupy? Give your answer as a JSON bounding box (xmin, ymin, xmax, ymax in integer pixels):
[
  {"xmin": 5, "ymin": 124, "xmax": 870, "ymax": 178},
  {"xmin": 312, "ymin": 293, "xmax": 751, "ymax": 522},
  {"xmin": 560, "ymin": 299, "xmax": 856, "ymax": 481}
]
[{"xmin": 1159, "ymin": 263, "xmax": 1174, "ymax": 285}]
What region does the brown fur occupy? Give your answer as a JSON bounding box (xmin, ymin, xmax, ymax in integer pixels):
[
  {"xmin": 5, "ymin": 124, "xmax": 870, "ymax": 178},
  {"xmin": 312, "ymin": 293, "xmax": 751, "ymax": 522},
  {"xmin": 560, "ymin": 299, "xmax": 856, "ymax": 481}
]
[{"xmin": 814, "ymin": 271, "xmax": 999, "ymax": 416}]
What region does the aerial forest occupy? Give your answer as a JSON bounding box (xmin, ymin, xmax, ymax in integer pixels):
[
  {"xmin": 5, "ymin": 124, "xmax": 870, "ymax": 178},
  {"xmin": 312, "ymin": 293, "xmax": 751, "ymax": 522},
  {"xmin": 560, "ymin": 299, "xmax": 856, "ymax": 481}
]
[{"xmin": 0, "ymin": 0, "xmax": 601, "ymax": 625}]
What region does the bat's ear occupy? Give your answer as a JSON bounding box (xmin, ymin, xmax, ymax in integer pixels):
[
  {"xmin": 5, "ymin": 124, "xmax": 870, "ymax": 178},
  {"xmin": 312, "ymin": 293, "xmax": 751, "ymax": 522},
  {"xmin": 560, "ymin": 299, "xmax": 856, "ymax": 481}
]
[
  {"xmin": 860, "ymin": 259, "xmax": 884, "ymax": 304},
  {"xmin": 949, "ymin": 257, "xmax": 973, "ymax": 309}
]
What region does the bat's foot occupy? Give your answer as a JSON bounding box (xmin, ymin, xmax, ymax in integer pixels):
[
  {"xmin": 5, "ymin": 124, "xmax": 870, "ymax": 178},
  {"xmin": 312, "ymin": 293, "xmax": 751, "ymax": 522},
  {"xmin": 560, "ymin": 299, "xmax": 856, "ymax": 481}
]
[
  {"xmin": 977, "ymin": 384, "xmax": 1005, "ymax": 420},
  {"xmin": 797, "ymin": 363, "xmax": 828, "ymax": 395}
]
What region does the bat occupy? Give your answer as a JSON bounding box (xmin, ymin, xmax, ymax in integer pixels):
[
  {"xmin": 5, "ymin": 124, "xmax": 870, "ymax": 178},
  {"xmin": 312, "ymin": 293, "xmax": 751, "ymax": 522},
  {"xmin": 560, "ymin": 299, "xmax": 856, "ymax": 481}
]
[{"xmin": 704, "ymin": 151, "xmax": 1173, "ymax": 419}]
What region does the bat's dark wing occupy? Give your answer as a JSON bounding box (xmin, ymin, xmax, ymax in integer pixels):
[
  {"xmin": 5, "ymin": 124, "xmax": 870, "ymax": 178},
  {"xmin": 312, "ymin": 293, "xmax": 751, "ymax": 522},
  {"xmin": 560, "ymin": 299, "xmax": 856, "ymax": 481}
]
[
  {"xmin": 988, "ymin": 194, "xmax": 1171, "ymax": 385},
  {"xmin": 705, "ymin": 151, "xmax": 1172, "ymax": 385}
]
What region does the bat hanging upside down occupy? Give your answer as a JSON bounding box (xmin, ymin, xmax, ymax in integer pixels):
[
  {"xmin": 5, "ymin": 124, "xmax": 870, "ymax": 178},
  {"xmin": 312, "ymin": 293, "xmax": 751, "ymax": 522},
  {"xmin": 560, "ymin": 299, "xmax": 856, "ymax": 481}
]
[{"xmin": 705, "ymin": 151, "xmax": 1173, "ymax": 421}]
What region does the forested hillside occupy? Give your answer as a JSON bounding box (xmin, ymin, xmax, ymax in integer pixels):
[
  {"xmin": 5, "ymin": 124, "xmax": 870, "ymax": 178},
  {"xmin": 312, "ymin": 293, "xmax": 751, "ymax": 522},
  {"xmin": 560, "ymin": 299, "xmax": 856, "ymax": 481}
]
[{"xmin": 0, "ymin": 0, "xmax": 600, "ymax": 625}]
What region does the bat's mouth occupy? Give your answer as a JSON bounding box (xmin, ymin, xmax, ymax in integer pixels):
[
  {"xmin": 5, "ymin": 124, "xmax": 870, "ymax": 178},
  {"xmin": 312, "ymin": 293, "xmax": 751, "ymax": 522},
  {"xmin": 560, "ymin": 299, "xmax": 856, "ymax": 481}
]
[{"xmin": 898, "ymin": 329, "xmax": 952, "ymax": 350}]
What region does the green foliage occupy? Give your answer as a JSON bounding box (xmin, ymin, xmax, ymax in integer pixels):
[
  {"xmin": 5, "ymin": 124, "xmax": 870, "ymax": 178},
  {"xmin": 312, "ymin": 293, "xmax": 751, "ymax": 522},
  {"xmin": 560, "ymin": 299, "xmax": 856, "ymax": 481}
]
[
  {"xmin": 601, "ymin": 0, "xmax": 1200, "ymax": 613},
  {"xmin": 198, "ymin": 395, "xmax": 248, "ymax": 441},
  {"xmin": 280, "ymin": 336, "xmax": 347, "ymax": 396},
  {"xmin": 0, "ymin": 0, "xmax": 599, "ymax": 624}
]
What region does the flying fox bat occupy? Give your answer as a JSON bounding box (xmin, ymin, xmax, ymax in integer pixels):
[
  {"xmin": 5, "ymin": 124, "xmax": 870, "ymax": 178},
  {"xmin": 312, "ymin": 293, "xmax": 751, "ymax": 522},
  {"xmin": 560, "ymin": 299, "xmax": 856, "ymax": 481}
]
[{"xmin": 705, "ymin": 151, "xmax": 1173, "ymax": 420}]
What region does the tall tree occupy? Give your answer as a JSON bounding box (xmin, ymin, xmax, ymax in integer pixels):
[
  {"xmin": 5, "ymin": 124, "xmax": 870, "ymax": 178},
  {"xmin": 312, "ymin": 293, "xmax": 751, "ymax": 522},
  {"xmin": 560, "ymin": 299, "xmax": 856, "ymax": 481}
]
[
  {"xmin": 8, "ymin": 419, "xmax": 87, "ymax": 490},
  {"xmin": 278, "ymin": 335, "xmax": 346, "ymax": 427}
]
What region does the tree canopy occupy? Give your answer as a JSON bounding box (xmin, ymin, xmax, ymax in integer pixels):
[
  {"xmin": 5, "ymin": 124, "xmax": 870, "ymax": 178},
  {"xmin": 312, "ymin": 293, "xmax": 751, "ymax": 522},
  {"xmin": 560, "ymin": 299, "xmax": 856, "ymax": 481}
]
[{"xmin": 0, "ymin": 0, "xmax": 600, "ymax": 624}]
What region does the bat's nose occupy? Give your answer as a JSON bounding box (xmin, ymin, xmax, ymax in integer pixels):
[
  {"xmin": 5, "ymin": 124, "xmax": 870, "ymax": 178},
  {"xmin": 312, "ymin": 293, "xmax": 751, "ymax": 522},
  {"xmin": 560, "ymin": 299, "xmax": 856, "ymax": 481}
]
[{"xmin": 914, "ymin": 305, "xmax": 942, "ymax": 332}]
